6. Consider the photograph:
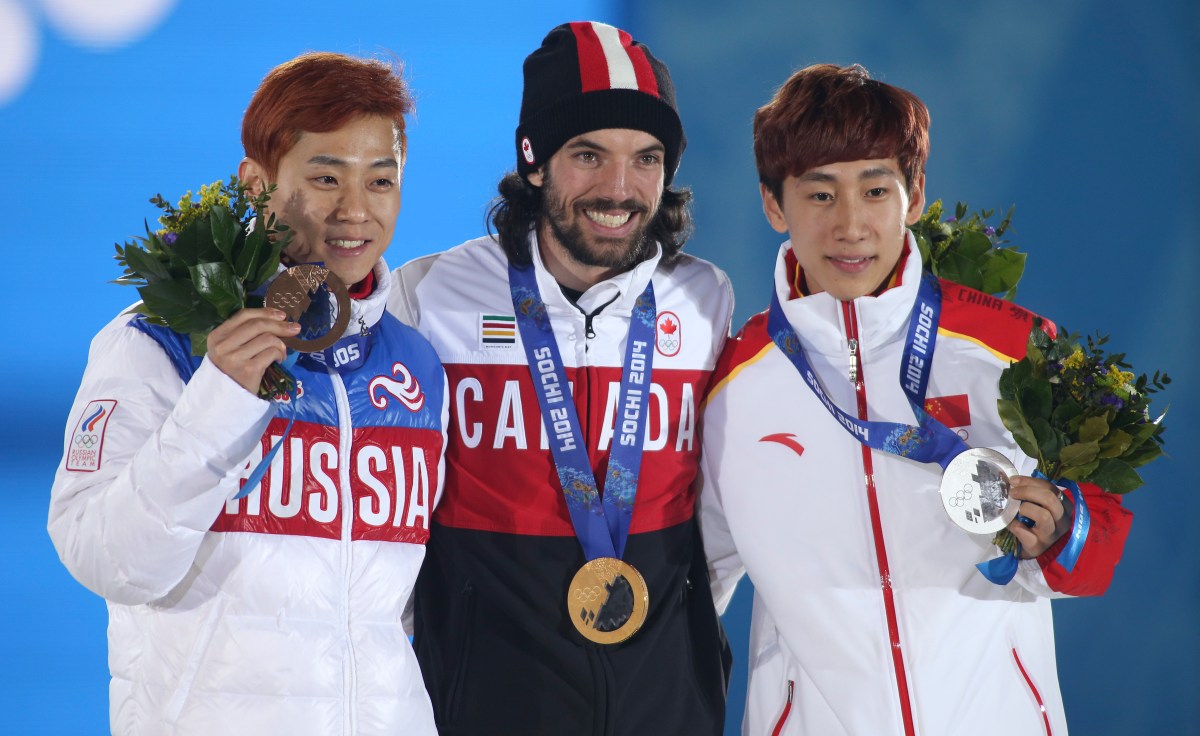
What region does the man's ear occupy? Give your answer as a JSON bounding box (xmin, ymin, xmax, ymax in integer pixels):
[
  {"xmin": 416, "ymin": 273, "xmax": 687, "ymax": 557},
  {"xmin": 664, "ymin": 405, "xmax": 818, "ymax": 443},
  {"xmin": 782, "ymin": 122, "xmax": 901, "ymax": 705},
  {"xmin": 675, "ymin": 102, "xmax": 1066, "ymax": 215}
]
[
  {"xmin": 905, "ymin": 172, "xmax": 926, "ymax": 226},
  {"xmin": 527, "ymin": 167, "xmax": 545, "ymax": 188},
  {"xmin": 760, "ymin": 183, "xmax": 789, "ymax": 234},
  {"xmin": 238, "ymin": 158, "xmax": 268, "ymax": 195}
]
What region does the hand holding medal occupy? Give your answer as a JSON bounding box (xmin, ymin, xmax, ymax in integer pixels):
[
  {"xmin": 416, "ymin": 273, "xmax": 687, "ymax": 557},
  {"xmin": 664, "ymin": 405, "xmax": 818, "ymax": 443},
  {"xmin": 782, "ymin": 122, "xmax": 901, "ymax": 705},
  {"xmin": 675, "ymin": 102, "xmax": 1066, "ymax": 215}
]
[{"xmin": 113, "ymin": 177, "xmax": 298, "ymax": 399}]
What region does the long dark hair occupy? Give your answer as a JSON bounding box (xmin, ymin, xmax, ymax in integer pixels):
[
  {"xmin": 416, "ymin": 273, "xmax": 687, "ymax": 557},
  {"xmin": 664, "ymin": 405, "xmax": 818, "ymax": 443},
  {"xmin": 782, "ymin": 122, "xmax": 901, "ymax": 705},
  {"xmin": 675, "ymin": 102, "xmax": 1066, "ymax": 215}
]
[{"xmin": 487, "ymin": 172, "xmax": 694, "ymax": 267}]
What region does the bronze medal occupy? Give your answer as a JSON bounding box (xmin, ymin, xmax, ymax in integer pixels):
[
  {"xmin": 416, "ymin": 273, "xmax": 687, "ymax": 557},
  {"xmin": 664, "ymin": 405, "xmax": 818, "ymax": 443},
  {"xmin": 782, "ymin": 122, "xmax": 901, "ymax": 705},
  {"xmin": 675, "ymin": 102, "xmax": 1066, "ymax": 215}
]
[
  {"xmin": 567, "ymin": 557, "xmax": 649, "ymax": 645},
  {"xmin": 264, "ymin": 265, "xmax": 351, "ymax": 352}
]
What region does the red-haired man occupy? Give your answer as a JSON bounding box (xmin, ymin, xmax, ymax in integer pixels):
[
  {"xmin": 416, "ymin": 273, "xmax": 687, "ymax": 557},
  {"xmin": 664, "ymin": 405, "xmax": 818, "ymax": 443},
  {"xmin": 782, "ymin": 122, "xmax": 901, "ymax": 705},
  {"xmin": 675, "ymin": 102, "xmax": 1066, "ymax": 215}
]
[
  {"xmin": 698, "ymin": 64, "xmax": 1132, "ymax": 735},
  {"xmin": 50, "ymin": 53, "xmax": 448, "ymax": 734}
]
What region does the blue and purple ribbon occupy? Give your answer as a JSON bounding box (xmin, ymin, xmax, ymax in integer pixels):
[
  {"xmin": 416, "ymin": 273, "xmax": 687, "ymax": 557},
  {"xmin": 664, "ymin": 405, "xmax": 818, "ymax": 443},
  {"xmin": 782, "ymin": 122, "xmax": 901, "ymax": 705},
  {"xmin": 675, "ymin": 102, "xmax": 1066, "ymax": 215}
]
[{"xmin": 509, "ymin": 263, "xmax": 654, "ymax": 561}]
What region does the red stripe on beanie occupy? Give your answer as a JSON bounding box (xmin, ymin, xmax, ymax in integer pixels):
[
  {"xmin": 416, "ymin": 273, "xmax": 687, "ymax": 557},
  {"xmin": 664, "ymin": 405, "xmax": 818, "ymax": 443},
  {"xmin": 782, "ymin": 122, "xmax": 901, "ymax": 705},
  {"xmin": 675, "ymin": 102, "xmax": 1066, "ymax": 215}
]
[
  {"xmin": 570, "ymin": 22, "xmax": 610, "ymax": 92},
  {"xmin": 618, "ymin": 27, "xmax": 659, "ymax": 96}
]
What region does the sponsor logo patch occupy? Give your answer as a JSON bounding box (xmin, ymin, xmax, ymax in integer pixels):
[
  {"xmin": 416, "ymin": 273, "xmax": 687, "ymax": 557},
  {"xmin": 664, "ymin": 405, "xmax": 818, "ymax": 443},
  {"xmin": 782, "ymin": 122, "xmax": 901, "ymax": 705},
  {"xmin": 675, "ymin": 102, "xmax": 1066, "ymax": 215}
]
[
  {"xmin": 759, "ymin": 432, "xmax": 805, "ymax": 457},
  {"xmin": 480, "ymin": 313, "xmax": 517, "ymax": 348},
  {"xmin": 521, "ymin": 136, "xmax": 535, "ymax": 165},
  {"xmin": 655, "ymin": 311, "xmax": 681, "ymax": 357},
  {"xmin": 66, "ymin": 400, "xmax": 117, "ymax": 472}
]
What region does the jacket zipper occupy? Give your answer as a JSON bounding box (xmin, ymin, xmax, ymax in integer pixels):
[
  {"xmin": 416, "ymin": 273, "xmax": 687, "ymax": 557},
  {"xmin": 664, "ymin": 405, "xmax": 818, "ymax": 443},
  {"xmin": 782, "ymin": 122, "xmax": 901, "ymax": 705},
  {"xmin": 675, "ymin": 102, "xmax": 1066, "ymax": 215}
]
[
  {"xmin": 332, "ymin": 372, "xmax": 358, "ymax": 735},
  {"xmin": 771, "ymin": 680, "xmax": 794, "ymax": 736},
  {"xmin": 1012, "ymin": 647, "xmax": 1053, "ymax": 735},
  {"xmin": 843, "ymin": 300, "xmax": 916, "ymax": 736}
]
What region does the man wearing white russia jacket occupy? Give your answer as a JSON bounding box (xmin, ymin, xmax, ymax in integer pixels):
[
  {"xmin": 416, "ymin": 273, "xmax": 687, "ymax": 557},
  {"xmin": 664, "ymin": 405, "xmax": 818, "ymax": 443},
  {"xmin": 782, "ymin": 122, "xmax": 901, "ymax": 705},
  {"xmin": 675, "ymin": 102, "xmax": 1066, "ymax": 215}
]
[
  {"xmin": 49, "ymin": 53, "xmax": 447, "ymax": 735},
  {"xmin": 698, "ymin": 63, "xmax": 1132, "ymax": 736}
]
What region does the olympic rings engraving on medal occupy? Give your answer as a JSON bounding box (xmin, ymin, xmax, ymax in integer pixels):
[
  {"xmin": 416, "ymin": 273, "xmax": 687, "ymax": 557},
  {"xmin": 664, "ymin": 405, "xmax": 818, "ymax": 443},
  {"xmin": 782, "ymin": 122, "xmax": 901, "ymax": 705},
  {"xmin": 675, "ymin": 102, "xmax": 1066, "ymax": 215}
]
[
  {"xmin": 947, "ymin": 484, "xmax": 974, "ymax": 507},
  {"xmin": 265, "ymin": 265, "xmax": 352, "ymax": 353},
  {"xmin": 566, "ymin": 557, "xmax": 649, "ymax": 645},
  {"xmin": 573, "ymin": 586, "xmax": 602, "ymax": 603}
]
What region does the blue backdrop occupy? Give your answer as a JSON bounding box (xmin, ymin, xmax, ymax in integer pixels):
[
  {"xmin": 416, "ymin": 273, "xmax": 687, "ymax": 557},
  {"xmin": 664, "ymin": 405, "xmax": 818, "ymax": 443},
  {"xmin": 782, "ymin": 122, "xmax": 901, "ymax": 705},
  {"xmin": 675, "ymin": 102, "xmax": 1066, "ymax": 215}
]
[{"xmin": 2, "ymin": 1, "xmax": 1195, "ymax": 733}]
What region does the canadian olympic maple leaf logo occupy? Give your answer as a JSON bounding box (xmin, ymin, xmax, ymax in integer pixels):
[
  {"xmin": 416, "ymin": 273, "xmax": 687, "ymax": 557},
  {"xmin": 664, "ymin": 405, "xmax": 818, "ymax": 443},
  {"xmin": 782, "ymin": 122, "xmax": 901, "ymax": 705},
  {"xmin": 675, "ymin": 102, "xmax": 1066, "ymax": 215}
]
[{"xmin": 656, "ymin": 311, "xmax": 681, "ymax": 357}]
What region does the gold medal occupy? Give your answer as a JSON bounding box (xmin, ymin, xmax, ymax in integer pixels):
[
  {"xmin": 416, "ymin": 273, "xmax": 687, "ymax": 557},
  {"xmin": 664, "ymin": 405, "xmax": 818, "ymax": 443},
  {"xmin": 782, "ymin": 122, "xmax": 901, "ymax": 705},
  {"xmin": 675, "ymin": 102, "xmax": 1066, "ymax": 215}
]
[
  {"xmin": 265, "ymin": 264, "xmax": 351, "ymax": 352},
  {"xmin": 566, "ymin": 557, "xmax": 649, "ymax": 645}
]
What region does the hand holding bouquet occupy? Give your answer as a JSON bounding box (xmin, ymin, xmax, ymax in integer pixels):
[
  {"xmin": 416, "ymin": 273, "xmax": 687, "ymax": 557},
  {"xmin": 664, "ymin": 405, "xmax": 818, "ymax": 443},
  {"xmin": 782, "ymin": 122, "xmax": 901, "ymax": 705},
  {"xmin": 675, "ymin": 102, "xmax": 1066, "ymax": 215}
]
[{"xmin": 113, "ymin": 177, "xmax": 296, "ymax": 399}]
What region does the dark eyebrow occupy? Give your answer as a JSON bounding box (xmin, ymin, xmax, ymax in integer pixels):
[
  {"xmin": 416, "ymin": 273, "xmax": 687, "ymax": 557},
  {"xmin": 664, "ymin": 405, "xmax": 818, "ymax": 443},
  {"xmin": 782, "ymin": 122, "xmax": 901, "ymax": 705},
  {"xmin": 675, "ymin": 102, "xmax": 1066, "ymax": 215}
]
[
  {"xmin": 564, "ymin": 136, "xmax": 666, "ymax": 156},
  {"xmin": 858, "ymin": 165, "xmax": 897, "ymax": 180},
  {"xmin": 797, "ymin": 165, "xmax": 898, "ymax": 183},
  {"xmin": 306, "ymin": 155, "xmax": 398, "ymax": 170}
]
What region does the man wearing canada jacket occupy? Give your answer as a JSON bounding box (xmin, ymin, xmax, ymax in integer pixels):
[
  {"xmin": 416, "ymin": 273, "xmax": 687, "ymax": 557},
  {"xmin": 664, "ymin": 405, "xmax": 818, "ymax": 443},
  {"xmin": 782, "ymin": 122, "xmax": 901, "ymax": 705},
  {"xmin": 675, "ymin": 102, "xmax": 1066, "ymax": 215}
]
[{"xmin": 390, "ymin": 21, "xmax": 733, "ymax": 736}]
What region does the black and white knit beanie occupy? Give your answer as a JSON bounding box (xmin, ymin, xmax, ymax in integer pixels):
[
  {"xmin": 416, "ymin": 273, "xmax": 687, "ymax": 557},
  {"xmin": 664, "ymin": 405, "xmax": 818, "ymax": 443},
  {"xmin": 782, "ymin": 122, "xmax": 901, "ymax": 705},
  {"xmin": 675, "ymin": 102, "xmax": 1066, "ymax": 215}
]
[{"xmin": 515, "ymin": 21, "xmax": 685, "ymax": 185}]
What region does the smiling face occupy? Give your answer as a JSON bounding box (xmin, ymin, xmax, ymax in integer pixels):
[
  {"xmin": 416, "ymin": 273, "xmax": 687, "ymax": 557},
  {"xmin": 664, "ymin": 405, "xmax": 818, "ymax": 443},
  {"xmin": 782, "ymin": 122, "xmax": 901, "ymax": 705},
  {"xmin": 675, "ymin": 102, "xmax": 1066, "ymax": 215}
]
[
  {"xmin": 762, "ymin": 157, "xmax": 925, "ymax": 301},
  {"xmin": 238, "ymin": 114, "xmax": 402, "ymax": 287},
  {"xmin": 527, "ymin": 128, "xmax": 665, "ymax": 290}
]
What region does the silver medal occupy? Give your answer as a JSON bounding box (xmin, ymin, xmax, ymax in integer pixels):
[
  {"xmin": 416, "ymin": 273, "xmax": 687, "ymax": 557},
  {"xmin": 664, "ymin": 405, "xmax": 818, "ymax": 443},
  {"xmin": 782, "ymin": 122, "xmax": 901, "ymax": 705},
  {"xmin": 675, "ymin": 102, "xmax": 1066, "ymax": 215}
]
[{"xmin": 938, "ymin": 448, "xmax": 1020, "ymax": 535}]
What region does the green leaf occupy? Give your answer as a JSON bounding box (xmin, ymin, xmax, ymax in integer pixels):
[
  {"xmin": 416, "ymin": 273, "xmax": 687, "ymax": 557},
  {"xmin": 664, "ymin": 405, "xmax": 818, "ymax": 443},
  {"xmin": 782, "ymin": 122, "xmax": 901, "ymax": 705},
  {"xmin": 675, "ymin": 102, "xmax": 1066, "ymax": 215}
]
[
  {"xmin": 998, "ymin": 358, "xmax": 1031, "ymax": 401},
  {"xmin": 1078, "ymin": 415, "xmax": 1110, "ymax": 444},
  {"xmin": 1124, "ymin": 438, "xmax": 1164, "ymax": 468},
  {"xmin": 209, "ymin": 206, "xmax": 235, "ymax": 261},
  {"xmin": 1031, "ymin": 419, "xmax": 1063, "ymax": 464},
  {"xmin": 190, "ymin": 262, "xmax": 245, "ymax": 319},
  {"xmin": 1019, "ymin": 380, "xmax": 1053, "ymax": 422},
  {"xmin": 118, "ymin": 243, "xmax": 169, "ymax": 282},
  {"xmin": 936, "ymin": 251, "xmax": 984, "ymax": 291},
  {"xmin": 979, "ymin": 249, "xmax": 1026, "ymax": 296},
  {"xmin": 1060, "ymin": 440, "xmax": 1100, "ymax": 467},
  {"xmin": 235, "ymin": 226, "xmax": 270, "ymax": 282},
  {"xmin": 1051, "ymin": 397, "xmax": 1083, "ymax": 427},
  {"xmin": 1061, "ymin": 459, "xmax": 1100, "ymax": 482},
  {"xmin": 997, "ymin": 398, "xmax": 1040, "ymax": 459},
  {"xmin": 1087, "ymin": 458, "xmax": 1144, "ymax": 494},
  {"xmin": 956, "ymin": 230, "xmax": 993, "ymax": 259},
  {"xmin": 137, "ymin": 279, "xmax": 220, "ymax": 333},
  {"xmin": 190, "ymin": 331, "xmax": 209, "ymax": 357},
  {"xmin": 1098, "ymin": 429, "xmax": 1133, "ymax": 459}
]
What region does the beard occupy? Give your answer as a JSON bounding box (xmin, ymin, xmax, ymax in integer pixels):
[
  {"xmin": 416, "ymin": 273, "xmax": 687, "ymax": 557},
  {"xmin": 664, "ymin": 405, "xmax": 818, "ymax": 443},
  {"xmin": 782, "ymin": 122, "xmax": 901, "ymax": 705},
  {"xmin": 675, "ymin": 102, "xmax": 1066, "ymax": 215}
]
[{"xmin": 539, "ymin": 170, "xmax": 658, "ymax": 272}]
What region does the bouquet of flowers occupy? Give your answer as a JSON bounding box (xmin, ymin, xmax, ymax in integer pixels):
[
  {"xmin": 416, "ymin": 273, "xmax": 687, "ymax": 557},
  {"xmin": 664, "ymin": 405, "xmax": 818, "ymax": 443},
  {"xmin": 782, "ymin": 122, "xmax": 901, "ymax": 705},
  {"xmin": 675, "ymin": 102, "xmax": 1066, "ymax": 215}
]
[
  {"xmin": 999, "ymin": 322, "xmax": 1169, "ymax": 490},
  {"xmin": 113, "ymin": 177, "xmax": 295, "ymax": 399},
  {"xmin": 913, "ymin": 200, "xmax": 1169, "ymax": 557},
  {"xmin": 910, "ymin": 199, "xmax": 1025, "ymax": 300}
]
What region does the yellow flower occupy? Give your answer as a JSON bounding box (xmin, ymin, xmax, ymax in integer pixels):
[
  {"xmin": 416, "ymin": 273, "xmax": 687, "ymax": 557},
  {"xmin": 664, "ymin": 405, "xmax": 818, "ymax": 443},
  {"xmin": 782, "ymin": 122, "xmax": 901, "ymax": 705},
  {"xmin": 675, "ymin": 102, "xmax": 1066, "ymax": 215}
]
[
  {"xmin": 158, "ymin": 180, "xmax": 228, "ymax": 234},
  {"xmin": 1107, "ymin": 364, "xmax": 1135, "ymax": 385},
  {"xmin": 1062, "ymin": 348, "xmax": 1087, "ymax": 370}
]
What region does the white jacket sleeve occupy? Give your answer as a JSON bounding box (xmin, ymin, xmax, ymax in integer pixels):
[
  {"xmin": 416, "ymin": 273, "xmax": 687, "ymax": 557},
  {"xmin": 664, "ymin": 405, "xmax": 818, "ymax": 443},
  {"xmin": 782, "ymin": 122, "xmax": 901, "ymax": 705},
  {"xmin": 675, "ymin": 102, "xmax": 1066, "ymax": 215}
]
[
  {"xmin": 697, "ymin": 427, "xmax": 746, "ymax": 616},
  {"xmin": 48, "ymin": 315, "xmax": 274, "ymax": 605}
]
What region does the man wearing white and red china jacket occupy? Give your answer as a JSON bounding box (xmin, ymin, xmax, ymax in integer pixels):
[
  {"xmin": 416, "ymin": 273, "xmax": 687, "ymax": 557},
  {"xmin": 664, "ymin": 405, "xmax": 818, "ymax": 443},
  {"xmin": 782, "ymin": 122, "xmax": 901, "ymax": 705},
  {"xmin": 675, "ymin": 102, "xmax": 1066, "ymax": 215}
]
[
  {"xmin": 699, "ymin": 64, "xmax": 1131, "ymax": 736},
  {"xmin": 390, "ymin": 21, "xmax": 733, "ymax": 736}
]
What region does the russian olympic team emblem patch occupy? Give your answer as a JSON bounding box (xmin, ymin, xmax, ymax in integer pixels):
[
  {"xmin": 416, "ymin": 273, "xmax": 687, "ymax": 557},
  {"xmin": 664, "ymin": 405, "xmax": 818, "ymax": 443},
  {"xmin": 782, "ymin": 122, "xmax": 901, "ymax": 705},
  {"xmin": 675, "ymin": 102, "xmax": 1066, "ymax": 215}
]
[
  {"xmin": 66, "ymin": 399, "xmax": 117, "ymax": 472},
  {"xmin": 655, "ymin": 311, "xmax": 681, "ymax": 357}
]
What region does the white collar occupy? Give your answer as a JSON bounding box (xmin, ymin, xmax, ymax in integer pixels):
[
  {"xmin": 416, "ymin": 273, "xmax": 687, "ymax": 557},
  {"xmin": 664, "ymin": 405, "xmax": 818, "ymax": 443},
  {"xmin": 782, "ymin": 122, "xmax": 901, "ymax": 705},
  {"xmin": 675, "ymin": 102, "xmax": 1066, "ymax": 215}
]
[{"xmin": 772, "ymin": 230, "xmax": 923, "ymax": 356}]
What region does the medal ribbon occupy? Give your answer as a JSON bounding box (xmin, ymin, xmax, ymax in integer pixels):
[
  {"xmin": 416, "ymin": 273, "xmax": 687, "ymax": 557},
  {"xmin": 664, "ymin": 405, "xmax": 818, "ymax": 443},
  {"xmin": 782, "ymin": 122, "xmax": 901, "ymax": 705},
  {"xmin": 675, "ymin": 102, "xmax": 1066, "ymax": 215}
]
[
  {"xmin": 768, "ymin": 271, "xmax": 1089, "ymax": 584},
  {"xmin": 766, "ymin": 272, "xmax": 968, "ymax": 468},
  {"xmin": 509, "ymin": 263, "xmax": 654, "ymax": 561}
]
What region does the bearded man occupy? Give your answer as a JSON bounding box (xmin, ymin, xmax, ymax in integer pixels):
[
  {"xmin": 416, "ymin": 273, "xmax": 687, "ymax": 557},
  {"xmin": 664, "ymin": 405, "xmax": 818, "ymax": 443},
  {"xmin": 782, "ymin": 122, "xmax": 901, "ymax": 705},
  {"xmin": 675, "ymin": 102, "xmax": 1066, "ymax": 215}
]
[{"xmin": 389, "ymin": 20, "xmax": 734, "ymax": 736}]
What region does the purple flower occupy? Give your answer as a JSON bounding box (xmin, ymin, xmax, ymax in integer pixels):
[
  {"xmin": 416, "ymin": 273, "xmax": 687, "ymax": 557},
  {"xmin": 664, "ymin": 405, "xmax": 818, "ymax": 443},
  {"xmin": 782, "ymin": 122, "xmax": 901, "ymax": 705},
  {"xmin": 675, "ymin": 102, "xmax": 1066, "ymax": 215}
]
[
  {"xmin": 985, "ymin": 226, "xmax": 996, "ymax": 236},
  {"xmin": 1100, "ymin": 394, "xmax": 1124, "ymax": 410},
  {"xmin": 1084, "ymin": 374, "xmax": 1095, "ymax": 385},
  {"xmin": 163, "ymin": 232, "xmax": 178, "ymax": 245},
  {"xmin": 945, "ymin": 216, "xmax": 958, "ymax": 223}
]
